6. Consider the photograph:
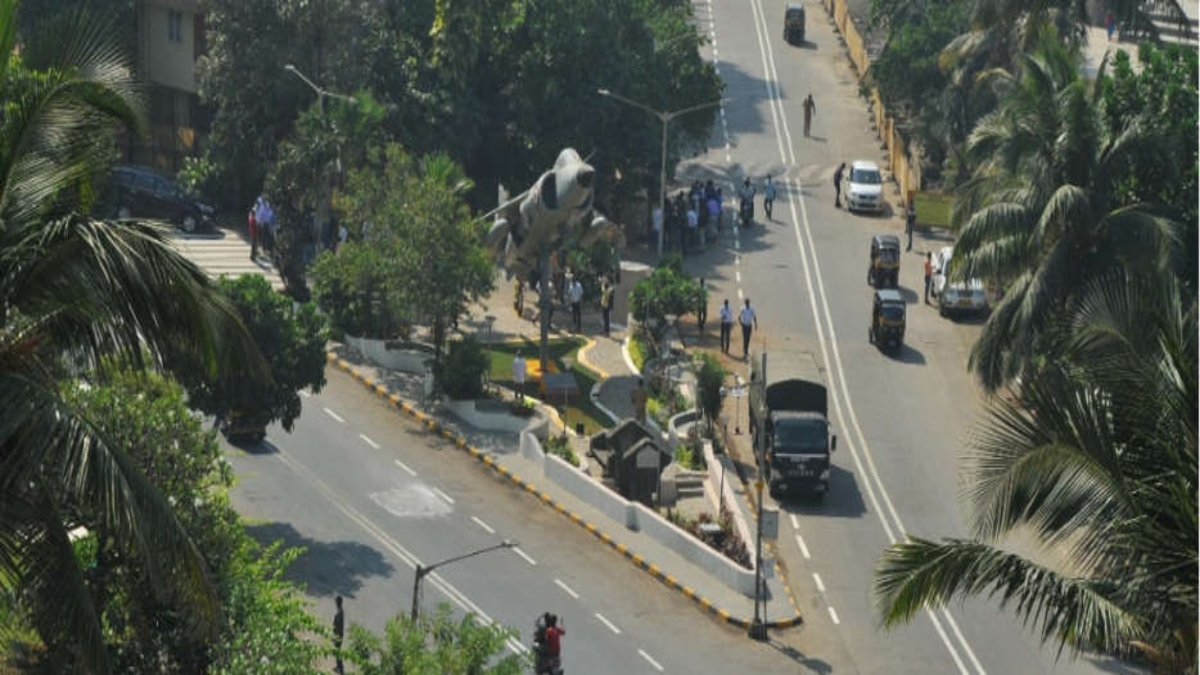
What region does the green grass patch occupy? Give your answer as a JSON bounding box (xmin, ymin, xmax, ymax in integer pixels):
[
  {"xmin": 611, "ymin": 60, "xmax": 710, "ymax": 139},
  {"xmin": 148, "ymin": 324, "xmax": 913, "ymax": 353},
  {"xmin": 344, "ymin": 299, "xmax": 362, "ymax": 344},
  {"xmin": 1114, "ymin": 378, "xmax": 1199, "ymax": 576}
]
[
  {"xmin": 628, "ymin": 331, "xmax": 653, "ymax": 372},
  {"xmin": 482, "ymin": 337, "xmax": 611, "ymax": 435},
  {"xmin": 914, "ymin": 191, "xmax": 954, "ymax": 230}
]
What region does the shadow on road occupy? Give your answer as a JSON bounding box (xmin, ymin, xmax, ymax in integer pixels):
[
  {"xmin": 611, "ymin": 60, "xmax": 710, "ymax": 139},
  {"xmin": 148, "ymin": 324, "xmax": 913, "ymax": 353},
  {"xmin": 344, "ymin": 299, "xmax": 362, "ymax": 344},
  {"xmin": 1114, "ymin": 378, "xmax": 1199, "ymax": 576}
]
[
  {"xmin": 889, "ymin": 342, "xmax": 927, "ymax": 365},
  {"xmin": 776, "ymin": 465, "xmax": 867, "ymax": 518},
  {"xmin": 244, "ymin": 521, "xmax": 396, "ymax": 599},
  {"xmin": 766, "ymin": 637, "xmax": 832, "ymax": 673},
  {"xmin": 232, "ymin": 436, "xmax": 279, "ymax": 455}
]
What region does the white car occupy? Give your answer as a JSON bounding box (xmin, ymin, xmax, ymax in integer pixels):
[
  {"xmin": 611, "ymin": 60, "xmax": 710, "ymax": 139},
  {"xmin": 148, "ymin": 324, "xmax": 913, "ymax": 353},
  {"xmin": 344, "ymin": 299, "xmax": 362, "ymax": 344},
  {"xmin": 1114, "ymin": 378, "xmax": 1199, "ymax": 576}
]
[
  {"xmin": 845, "ymin": 160, "xmax": 884, "ymax": 213},
  {"xmin": 932, "ymin": 246, "xmax": 988, "ymax": 317}
]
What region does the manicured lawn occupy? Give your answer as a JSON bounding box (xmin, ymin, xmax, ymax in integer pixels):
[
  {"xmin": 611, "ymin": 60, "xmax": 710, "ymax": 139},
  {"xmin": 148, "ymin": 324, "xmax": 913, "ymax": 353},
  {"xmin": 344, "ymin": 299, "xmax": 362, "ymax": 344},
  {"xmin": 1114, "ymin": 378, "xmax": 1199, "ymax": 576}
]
[
  {"xmin": 483, "ymin": 337, "xmax": 612, "ymax": 435},
  {"xmin": 914, "ymin": 191, "xmax": 953, "ymax": 230}
]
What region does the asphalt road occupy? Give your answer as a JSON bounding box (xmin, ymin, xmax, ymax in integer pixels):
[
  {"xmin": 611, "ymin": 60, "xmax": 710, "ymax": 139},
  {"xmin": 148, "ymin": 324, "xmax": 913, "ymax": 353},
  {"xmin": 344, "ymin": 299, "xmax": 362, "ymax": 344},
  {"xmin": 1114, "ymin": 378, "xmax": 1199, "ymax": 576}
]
[
  {"xmin": 227, "ymin": 369, "xmax": 817, "ymax": 674},
  {"xmin": 675, "ymin": 0, "xmax": 1143, "ymax": 673}
]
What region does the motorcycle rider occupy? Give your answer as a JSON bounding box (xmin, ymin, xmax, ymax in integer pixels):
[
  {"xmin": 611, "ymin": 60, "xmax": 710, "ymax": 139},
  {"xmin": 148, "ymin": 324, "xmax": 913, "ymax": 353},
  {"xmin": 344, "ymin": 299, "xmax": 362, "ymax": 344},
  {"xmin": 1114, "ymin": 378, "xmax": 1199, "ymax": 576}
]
[
  {"xmin": 534, "ymin": 612, "xmax": 566, "ymax": 674},
  {"xmin": 738, "ymin": 177, "xmax": 756, "ymax": 225}
]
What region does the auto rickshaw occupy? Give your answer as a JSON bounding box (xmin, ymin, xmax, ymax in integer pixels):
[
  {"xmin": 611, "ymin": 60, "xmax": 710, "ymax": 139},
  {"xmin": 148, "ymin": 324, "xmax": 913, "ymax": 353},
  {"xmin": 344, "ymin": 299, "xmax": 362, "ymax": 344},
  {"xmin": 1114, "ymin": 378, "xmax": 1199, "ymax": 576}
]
[
  {"xmin": 784, "ymin": 2, "xmax": 806, "ymax": 44},
  {"xmin": 869, "ymin": 288, "xmax": 906, "ymax": 352},
  {"xmin": 867, "ymin": 234, "xmax": 901, "ymax": 288}
]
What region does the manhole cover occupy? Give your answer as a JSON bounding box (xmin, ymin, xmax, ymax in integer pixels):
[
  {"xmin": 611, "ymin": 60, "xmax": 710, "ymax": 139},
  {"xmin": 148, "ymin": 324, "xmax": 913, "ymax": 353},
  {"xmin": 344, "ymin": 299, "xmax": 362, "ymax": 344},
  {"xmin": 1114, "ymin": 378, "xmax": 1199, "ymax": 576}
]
[{"xmin": 370, "ymin": 485, "xmax": 453, "ymax": 518}]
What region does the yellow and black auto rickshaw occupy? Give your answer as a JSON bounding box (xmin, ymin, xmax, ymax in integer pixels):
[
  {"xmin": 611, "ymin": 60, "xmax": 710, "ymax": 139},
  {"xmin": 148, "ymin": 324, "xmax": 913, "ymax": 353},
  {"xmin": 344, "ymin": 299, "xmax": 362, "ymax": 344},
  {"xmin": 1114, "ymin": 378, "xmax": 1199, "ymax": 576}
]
[
  {"xmin": 869, "ymin": 288, "xmax": 906, "ymax": 352},
  {"xmin": 784, "ymin": 2, "xmax": 806, "ymax": 44},
  {"xmin": 867, "ymin": 234, "xmax": 901, "ymax": 288}
]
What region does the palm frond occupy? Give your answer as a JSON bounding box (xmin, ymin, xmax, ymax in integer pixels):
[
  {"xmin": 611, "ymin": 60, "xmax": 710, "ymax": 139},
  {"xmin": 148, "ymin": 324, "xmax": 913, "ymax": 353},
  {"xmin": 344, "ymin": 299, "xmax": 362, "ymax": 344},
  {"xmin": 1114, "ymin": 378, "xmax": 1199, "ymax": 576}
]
[
  {"xmin": 1033, "ymin": 183, "xmax": 1089, "ymax": 246},
  {"xmin": 874, "ymin": 537, "xmax": 1142, "ymax": 652}
]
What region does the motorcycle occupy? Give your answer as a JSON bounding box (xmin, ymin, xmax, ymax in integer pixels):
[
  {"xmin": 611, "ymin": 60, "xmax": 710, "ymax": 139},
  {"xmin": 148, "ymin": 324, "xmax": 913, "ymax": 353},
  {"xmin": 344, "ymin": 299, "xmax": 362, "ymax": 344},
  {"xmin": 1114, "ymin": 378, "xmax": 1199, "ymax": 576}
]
[
  {"xmin": 533, "ymin": 613, "xmax": 564, "ymax": 675},
  {"xmin": 739, "ymin": 197, "xmax": 754, "ymax": 227}
]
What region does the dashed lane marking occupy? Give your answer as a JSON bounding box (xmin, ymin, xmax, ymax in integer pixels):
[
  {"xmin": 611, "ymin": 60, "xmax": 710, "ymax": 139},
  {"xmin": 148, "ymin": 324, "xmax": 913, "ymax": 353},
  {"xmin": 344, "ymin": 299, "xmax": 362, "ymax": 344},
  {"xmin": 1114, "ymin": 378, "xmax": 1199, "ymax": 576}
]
[
  {"xmin": 813, "ymin": 573, "xmax": 825, "ymax": 593},
  {"xmin": 829, "ymin": 607, "xmax": 841, "ymax": 625},
  {"xmin": 595, "ymin": 613, "xmax": 621, "ymax": 635},
  {"xmin": 639, "ymin": 649, "xmax": 665, "ymax": 672},
  {"xmin": 796, "ymin": 534, "xmax": 811, "ymax": 559},
  {"xmin": 433, "ymin": 487, "xmax": 455, "ymax": 504},
  {"xmin": 323, "ymin": 407, "xmax": 345, "ymax": 423},
  {"xmin": 471, "ymin": 516, "xmax": 495, "ymax": 534},
  {"xmin": 359, "ymin": 434, "xmax": 380, "ymax": 449},
  {"xmin": 555, "ymin": 579, "xmax": 580, "ymax": 600},
  {"xmin": 512, "ymin": 546, "xmax": 537, "ymax": 566},
  {"xmin": 394, "ymin": 459, "xmax": 417, "ymax": 477}
]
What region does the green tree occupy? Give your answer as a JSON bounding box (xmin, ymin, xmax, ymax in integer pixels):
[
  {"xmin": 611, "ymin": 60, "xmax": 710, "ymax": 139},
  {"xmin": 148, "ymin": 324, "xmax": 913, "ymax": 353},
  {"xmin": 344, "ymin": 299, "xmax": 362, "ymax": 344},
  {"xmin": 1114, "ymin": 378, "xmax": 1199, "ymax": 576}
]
[
  {"xmin": 333, "ymin": 144, "xmax": 494, "ymax": 363},
  {"xmin": 347, "ymin": 604, "xmax": 524, "ymax": 675},
  {"xmin": 628, "ymin": 255, "xmax": 704, "ymax": 341},
  {"xmin": 172, "ymin": 274, "xmax": 328, "ymax": 433},
  {"xmin": 950, "ymin": 32, "xmax": 1181, "ymax": 390},
  {"xmin": 874, "ymin": 269, "xmax": 1197, "ymax": 671},
  {"xmin": 695, "ymin": 353, "xmax": 725, "ymax": 436},
  {"xmin": 0, "ymin": 4, "xmax": 262, "ymax": 672}
]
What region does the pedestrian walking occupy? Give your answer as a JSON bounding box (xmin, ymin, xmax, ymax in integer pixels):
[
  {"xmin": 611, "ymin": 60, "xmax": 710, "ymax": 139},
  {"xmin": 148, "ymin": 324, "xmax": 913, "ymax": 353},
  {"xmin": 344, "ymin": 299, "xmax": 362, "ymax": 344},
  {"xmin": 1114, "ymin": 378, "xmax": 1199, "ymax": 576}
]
[
  {"xmin": 512, "ymin": 351, "xmax": 527, "ymax": 404},
  {"xmin": 833, "ymin": 162, "xmax": 846, "ymax": 208},
  {"xmin": 763, "ymin": 175, "xmax": 777, "ymax": 220},
  {"xmin": 739, "ymin": 298, "xmax": 758, "ymax": 360},
  {"xmin": 569, "ymin": 275, "xmax": 584, "ymax": 332},
  {"xmin": 686, "ymin": 204, "xmax": 699, "ymax": 252},
  {"xmin": 599, "ymin": 277, "xmax": 614, "ymax": 336},
  {"xmin": 802, "ymin": 93, "xmax": 817, "ymax": 137},
  {"xmin": 924, "ymin": 252, "xmax": 934, "ymax": 304},
  {"xmin": 1105, "ymin": 11, "xmax": 1116, "ymax": 40},
  {"xmin": 719, "ymin": 299, "xmax": 734, "ymax": 354},
  {"xmin": 247, "ymin": 208, "xmax": 258, "ymax": 260},
  {"xmin": 906, "ymin": 203, "xmax": 916, "ymax": 251},
  {"xmin": 696, "ymin": 278, "xmax": 708, "ymax": 335},
  {"xmin": 631, "ymin": 378, "xmax": 649, "ymax": 424},
  {"xmin": 333, "ymin": 595, "xmax": 345, "ymax": 675}
]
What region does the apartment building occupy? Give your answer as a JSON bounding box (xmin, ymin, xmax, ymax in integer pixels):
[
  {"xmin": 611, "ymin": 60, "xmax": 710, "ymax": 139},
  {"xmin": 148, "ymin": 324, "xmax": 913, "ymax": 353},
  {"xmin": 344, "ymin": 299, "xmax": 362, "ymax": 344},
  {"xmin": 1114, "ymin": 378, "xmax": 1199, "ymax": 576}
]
[{"xmin": 130, "ymin": 0, "xmax": 206, "ymax": 172}]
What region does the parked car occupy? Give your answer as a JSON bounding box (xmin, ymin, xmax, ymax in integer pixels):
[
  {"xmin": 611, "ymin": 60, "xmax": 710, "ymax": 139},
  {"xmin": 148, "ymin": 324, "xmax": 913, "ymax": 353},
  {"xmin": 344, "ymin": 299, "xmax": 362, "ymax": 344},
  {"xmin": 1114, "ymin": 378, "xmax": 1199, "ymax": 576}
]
[
  {"xmin": 844, "ymin": 160, "xmax": 884, "ymax": 214},
  {"xmin": 101, "ymin": 165, "xmax": 215, "ymax": 233},
  {"xmin": 931, "ymin": 246, "xmax": 988, "ymax": 317}
]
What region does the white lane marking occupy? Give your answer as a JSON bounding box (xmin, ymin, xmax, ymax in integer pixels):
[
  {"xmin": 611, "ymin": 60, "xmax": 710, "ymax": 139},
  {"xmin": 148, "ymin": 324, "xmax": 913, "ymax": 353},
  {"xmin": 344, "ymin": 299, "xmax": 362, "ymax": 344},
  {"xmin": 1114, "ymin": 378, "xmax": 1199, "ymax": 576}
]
[
  {"xmin": 359, "ymin": 433, "xmax": 380, "ymax": 449},
  {"xmin": 812, "ymin": 572, "xmax": 825, "ymax": 593},
  {"xmin": 789, "ymin": 513, "xmax": 799, "ymax": 529},
  {"xmin": 512, "ymin": 546, "xmax": 537, "ymax": 566},
  {"xmin": 323, "ymin": 407, "xmax": 345, "ymax": 423},
  {"xmin": 747, "ymin": 0, "xmax": 981, "ymax": 670},
  {"xmin": 554, "ymin": 579, "xmax": 580, "ymax": 600},
  {"xmin": 639, "ymin": 649, "xmax": 665, "ymax": 672},
  {"xmin": 471, "ymin": 516, "xmax": 495, "ymax": 534},
  {"xmin": 795, "ymin": 534, "xmax": 811, "ymax": 559},
  {"xmin": 433, "ymin": 487, "xmax": 455, "ymax": 504},
  {"xmin": 300, "ymin": 390, "xmax": 311, "ymax": 398},
  {"xmin": 735, "ymin": 270, "xmax": 742, "ymax": 283},
  {"xmin": 394, "ymin": 459, "xmax": 417, "ymax": 477},
  {"xmin": 737, "ymin": 287, "xmax": 744, "ymax": 301},
  {"xmin": 271, "ymin": 449, "xmax": 526, "ymax": 655},
  {"xmin": 829, "ymin": 607, "xmax": 841, "ymax": 625},
  {"xmin": 595, "ymin": 613, "xmax": 621, "ymax": 635}
]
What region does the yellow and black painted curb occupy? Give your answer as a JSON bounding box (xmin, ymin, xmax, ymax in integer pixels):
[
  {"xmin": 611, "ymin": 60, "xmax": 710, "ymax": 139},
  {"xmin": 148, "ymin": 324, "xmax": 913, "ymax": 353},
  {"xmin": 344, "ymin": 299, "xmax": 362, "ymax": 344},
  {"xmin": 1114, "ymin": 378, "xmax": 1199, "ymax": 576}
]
[{"xmin": 326, "ymin": 351, "xmax": 803, "ymax": 630}]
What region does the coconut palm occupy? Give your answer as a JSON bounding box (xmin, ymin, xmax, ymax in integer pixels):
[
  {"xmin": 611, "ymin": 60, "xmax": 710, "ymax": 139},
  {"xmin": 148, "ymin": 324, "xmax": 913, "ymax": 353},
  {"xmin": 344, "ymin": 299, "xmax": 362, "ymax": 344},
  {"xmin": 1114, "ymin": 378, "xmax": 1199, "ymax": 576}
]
[
  {"xmin": 949, "ymin": 30, "xmax": 1181, "ymax": 390},
  {"xmin": 874, "ymin": 268, "xmax": 1197, "ymax": 671},
  {"xmin": 0, "ymin": 4, "xmax": 260, "ymax": 672}
]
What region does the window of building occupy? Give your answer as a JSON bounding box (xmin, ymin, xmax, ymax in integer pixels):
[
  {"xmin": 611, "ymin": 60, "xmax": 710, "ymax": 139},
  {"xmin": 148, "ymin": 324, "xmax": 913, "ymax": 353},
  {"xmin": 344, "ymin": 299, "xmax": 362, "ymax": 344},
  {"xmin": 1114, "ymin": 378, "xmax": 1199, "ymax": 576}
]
[{"xmin": 168, "ymin": 10, "xmax": 183, "ymax": 43}]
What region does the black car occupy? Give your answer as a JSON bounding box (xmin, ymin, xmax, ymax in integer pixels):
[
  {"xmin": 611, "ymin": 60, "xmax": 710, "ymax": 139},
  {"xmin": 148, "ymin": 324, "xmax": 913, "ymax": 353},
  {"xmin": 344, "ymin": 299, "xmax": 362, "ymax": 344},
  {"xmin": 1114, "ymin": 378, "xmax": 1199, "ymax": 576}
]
[{"xmin": 102, "ymin": 165, "xmax": 215, "ymax": 233}]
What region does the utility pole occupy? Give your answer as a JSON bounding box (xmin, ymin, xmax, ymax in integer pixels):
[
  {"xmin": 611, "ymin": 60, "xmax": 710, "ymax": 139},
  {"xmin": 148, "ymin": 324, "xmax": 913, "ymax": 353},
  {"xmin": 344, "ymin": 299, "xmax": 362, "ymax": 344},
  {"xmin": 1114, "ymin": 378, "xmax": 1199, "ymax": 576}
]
[{"xmin": 748, "ymin": 351, "xmax": 768, "ymax": 641}]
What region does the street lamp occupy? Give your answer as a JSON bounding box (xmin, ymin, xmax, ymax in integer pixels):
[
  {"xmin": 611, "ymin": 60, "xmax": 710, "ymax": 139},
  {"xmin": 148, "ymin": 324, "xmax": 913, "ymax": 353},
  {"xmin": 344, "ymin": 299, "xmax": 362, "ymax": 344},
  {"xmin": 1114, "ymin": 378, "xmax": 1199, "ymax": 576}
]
[
  {"xmin": 284, "ymin": 64, "xmax": 358, "ymax": 114},
  {"xmin": 597, "ymin": 89, "xmax": 727, "ymax": 258},
  {"xmin": 411, "ymin": 540, "xmax": 518, "ymax": 621}
]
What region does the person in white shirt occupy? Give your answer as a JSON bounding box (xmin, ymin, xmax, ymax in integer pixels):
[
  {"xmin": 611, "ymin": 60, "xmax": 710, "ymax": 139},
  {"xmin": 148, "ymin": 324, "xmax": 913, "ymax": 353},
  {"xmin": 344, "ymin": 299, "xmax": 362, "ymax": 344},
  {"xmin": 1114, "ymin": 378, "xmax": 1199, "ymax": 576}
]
[
  {"xmin": 763, "ymin": 176, "xmax": 777, "ymax": 220},
  {"xmin": 569, "ymin": 277, "xmax": 584, "ymax": 332},
  {"xmin": 739, "ymin": 298, "xmax": 758, "ymax": 360},
  {"xmin": 719, "ymin": 299, "xmax": 735, "ymax": 354},
  {"xmin": 686, "ymin": 206, "xmax": 699, "ymax": 253},
  {"xmin": 512, "ymin": 352, "xmax": 527, "ymax": 403}
]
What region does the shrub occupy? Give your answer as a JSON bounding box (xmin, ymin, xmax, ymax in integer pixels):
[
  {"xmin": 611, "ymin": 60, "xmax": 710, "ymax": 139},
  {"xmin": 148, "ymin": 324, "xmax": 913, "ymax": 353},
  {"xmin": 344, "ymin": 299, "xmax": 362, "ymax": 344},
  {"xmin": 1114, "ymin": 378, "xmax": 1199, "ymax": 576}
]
[
  {"xmin": 436, "ymin": 337, "xmax": 488, "ymax": 400},
  {"xmin": 628, "ymin": 257, "xmax": 703, "ymax": 341},
  {"xmin": 628, "ymin": 330, "xmax": 655, "ymax": 371},
  {"xmin": 543, "ymin": 434, "xmax": 580, "ymax": 467},
  {"xmin": 696, "ymin": 353, "xmax": 725, "ymax": 435},
  {"xmin": 310, "ymin": 243, "xmax": 406, "ymax": 339}
]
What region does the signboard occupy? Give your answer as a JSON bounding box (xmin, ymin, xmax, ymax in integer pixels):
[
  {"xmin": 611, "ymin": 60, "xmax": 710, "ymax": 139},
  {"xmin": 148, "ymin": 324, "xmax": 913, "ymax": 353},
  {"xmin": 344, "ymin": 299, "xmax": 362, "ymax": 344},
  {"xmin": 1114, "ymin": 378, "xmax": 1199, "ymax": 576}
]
[{"xmin": 760, "ymin": 508, "xmax": 779, "ymax": 540}]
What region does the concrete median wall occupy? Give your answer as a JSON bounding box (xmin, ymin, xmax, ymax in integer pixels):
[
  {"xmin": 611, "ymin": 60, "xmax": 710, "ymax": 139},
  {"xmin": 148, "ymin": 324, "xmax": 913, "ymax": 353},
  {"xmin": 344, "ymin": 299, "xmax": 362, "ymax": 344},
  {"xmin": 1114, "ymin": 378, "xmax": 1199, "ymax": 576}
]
[
  {"xmin": 344, "ymin": 335, "xmax": 435, "ymax": 374},
  {"xmin": 702, "ymin": 441, "xmax": 756, "ymax": 563},
  {"xmin": 443, "ymin": 399, "xmax": 550, "ymax": 438},
  {"xmin": 523, "ymin": 432, "xmax": 758, "ymax": 597}
]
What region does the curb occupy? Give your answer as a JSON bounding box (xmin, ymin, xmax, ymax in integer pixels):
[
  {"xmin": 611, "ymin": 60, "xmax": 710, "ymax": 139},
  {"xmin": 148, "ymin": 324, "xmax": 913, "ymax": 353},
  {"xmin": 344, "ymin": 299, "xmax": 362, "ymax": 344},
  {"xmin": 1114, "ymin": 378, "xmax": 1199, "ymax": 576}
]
[{"xmin": 325, "ymin": 351, "xmax": 803, "ymax": 630}]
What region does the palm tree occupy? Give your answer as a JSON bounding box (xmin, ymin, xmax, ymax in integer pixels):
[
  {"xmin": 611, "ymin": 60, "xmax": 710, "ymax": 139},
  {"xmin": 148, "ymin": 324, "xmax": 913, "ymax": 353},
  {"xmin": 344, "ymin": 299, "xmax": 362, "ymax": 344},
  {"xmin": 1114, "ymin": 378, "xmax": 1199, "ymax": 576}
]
[
  {"xmin": 0, "ymin": 4, "xmax": 260, "ymax": 672},
  {"xmin": 874, "ymin": 268, "xmax": 1197, "ymax": 671},
  {"xmin": 949, "ymin": 30, "xmax": 1181, "ymax": 390}
]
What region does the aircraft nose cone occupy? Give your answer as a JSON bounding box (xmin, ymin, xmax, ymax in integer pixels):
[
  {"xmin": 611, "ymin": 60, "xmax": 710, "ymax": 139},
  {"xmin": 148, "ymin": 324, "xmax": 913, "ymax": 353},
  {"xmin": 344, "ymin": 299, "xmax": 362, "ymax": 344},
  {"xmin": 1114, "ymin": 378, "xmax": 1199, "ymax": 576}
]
[{"xmin": 576, "ymin": 168, "xmax": 594, "ymax": 190}]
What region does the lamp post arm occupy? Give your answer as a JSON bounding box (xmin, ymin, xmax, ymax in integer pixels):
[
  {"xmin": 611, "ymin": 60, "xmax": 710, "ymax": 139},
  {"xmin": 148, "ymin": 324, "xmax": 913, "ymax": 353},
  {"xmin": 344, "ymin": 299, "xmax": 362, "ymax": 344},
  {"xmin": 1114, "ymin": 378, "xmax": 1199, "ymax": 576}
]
[
  {"xmin": 664, "ymin": 98, "xmax": 728, "ymax": 122},
  {"xmin": 410, "ymin": 541, "xmax": 516, "ymax": 621},
  {"xmin": 597, "ymin": 88, "xmax": 666, "ymax": 121},
  {"xmin": 284, "ymin": 64, "xmax": 323, "ymax": 97}
]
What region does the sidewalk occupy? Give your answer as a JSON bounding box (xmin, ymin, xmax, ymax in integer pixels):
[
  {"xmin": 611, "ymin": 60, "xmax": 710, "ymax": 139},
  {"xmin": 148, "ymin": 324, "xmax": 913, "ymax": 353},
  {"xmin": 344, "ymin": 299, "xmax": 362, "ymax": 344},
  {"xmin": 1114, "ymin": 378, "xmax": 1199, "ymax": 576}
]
[{"xmin": 328, "ymin": 244, "xmax": 804, "ymax": 628}]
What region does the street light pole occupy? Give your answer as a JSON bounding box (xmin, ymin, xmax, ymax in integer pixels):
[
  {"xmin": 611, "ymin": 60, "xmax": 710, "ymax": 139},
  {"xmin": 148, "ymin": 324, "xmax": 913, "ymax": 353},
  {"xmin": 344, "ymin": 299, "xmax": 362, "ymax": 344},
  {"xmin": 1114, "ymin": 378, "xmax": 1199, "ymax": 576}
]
[
  {"xmin": 596, "ymin": 89, "xmax": 727, "ymax": 258},
  {"xmin": 410, "ymin": 540, "xmax": 517, "ymax": 621},
  {"xmin": 284, "ymin": 64, "xmax": 358, "ymax": 114}
]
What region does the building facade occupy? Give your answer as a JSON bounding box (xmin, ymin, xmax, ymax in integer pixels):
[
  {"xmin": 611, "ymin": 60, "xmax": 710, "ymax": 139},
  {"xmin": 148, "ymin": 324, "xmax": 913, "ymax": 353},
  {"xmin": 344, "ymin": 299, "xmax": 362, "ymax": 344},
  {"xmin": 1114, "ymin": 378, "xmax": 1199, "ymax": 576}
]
[{"xmin": 131, "ymin": 0, "xmax": 206, "ymax": 172}]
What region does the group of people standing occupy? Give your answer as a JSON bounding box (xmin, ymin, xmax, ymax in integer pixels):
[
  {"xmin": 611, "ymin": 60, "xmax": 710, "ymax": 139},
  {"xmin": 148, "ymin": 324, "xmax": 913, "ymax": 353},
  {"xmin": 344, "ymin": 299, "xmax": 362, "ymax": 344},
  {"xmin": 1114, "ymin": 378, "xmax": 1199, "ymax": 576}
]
[{"xmin": 246, "ymin": 196, "xmax": 277, "ymax": 261}]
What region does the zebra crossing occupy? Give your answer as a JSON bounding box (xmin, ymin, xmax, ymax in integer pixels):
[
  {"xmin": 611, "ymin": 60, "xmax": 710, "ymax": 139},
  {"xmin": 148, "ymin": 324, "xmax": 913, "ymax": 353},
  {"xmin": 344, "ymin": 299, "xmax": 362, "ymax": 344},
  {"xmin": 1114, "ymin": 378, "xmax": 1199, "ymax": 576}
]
[{"xmin": 166, "ymin": 227, "xmax": 285, "ymax": 291}]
